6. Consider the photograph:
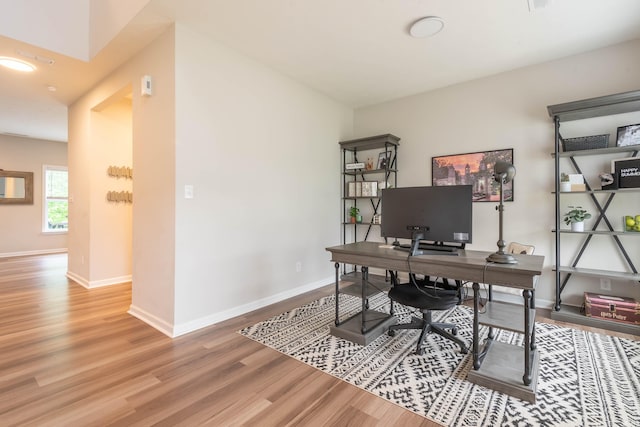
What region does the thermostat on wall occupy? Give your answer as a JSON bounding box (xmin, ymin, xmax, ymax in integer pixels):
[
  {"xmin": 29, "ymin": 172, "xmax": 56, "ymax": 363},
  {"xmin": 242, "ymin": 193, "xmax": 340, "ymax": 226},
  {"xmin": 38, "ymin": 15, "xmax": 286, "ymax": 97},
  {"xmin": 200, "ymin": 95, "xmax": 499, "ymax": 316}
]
[{"xmin": 141, "ymin": 75, "xmax": 153, "ymax": 96}]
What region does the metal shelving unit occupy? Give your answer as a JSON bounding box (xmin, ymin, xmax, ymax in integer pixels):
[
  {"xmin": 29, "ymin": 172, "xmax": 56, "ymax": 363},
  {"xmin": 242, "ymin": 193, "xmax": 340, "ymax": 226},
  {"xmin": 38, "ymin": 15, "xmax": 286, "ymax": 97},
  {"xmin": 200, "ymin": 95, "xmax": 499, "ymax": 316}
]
[
  {"xmin": 338, "ymin": 134, "xmax": 399, "ymax": 273},
  {"xmin": 333, "ymin": 134, "xmax": 400, "ymax": 334},
  {"xmin": 547, "ymin": 90, "xmax": 640, "ymax": 335}
]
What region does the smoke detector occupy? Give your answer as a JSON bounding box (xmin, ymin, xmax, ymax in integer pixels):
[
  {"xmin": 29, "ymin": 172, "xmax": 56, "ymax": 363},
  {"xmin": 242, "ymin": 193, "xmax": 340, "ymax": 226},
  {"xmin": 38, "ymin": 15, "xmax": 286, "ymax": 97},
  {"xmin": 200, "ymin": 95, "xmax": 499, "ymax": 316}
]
[
  {"xmin": 409, "ymin": 16, "xmax": 445, "ymax": 38},
  {"xmin": 528, "ymin": 0, "xmax": 552, "ymax": 12}
]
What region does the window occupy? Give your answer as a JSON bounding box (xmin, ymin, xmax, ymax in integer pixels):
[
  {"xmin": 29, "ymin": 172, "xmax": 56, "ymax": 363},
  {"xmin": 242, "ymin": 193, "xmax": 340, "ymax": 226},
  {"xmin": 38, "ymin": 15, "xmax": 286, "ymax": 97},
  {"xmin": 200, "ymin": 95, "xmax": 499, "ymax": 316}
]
[{"xmin": 43, "ymin": 165, "xmax": 68, "ymax": 232}]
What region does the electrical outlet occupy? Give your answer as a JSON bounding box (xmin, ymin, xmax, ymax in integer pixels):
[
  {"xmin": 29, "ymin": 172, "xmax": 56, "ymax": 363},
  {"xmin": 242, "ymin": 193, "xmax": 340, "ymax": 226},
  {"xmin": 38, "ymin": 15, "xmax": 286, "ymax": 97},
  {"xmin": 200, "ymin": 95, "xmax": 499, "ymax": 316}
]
[
  {"xmin": 600, "ymin": 278, "xmax": 611, "ymax": 291},
  {"xmin": 296, "ymin": 262, "xmax": 302, "ymax": 273}
]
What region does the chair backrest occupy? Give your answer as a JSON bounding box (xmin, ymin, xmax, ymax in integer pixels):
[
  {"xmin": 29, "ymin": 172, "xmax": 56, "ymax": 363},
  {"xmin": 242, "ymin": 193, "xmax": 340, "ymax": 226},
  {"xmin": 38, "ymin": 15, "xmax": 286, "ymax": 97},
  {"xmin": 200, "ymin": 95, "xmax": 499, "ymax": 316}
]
[{"xmin": 506, "ymin": 242, "xmax": 535, "ymax": 255}]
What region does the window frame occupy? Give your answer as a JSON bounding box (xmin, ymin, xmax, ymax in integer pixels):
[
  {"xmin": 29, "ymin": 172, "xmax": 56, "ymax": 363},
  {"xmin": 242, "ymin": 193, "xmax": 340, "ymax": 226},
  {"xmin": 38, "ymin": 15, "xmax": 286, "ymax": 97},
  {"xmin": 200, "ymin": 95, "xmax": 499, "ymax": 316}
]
[{"xmin": 42, "ymin": 164, "xmax": 69, "ymax": 234}]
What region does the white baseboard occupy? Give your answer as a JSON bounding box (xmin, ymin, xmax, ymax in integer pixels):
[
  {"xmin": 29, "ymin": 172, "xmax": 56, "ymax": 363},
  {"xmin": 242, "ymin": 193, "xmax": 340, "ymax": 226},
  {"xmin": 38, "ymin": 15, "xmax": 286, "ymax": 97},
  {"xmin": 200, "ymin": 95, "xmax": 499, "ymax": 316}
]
[
  {"xmin": 66, "ymin": 270, "xmax": 132, "ymax": 289},
  {"xmin": 0, "ymin": 248, "xmax": 67, "ymax": 258},
  {"xmin": 128, "ymin": 305, "xmax": 174, "ymax": 337},
  {"xmin": 66, "ymin": 271, "xmax": 89, "ymax": 288},
  {"xmin": 171, "ymin": 276, "xmax": 334, "ymax": 337}
]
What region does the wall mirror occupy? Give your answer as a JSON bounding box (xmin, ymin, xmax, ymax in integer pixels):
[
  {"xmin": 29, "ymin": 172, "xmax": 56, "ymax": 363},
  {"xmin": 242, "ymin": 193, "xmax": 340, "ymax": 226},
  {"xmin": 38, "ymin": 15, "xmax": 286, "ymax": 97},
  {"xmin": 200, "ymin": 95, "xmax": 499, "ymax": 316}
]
[{"xmin": 0, "ymin": 170, "xmax": 34, "ymax": 204}]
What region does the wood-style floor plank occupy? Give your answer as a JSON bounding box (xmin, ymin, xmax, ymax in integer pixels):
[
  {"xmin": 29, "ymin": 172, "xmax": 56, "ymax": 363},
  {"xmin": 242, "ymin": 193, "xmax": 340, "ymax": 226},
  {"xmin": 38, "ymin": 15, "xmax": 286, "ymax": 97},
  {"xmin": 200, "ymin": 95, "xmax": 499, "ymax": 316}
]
[{"xmin": 0, "ymin": 254, "xmax": 635, "ymax": 426}]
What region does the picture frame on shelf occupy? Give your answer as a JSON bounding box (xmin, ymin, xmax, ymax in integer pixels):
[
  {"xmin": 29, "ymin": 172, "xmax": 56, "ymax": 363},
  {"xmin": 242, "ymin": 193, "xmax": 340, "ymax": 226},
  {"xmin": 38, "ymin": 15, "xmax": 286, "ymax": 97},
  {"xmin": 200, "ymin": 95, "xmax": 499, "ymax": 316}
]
[
  {"xmin": 361, "ymin": 181, "xmax": 378, "ymax": 197},
  {"xmin": 377, "ymin": 151, "xmax": 392, "ymax": 170},
  {"xmin": 616, "ymin": 123, "xmax": 640, "ymax": 147},
  {"xmin": 347, "ymin": 181, "xmax": 364, "ymax": 197},
  {"xmin": 432, "ymin": 148, "xmax": 514, "ymax": 202}
]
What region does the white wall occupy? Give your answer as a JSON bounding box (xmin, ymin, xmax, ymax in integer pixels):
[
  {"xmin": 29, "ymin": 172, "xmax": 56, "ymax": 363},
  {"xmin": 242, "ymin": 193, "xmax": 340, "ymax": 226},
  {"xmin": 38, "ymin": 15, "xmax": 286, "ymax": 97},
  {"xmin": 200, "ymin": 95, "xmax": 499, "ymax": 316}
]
[
  {"xmin": 69, "ymin": 27, "xmax": 176, "ymax": 326},
  {"xmin": 353, "ymin": 39, "xmax": 640, "ymax": 308},
  {"xmin": 89, "ymin": 96, "xmax": 133, "ymax": 284},
  {"xmin": 171, "ymin": 24, "xmax": 353, "ymax": 334},
  {"xmin": 89, "ymin": 0, "xmax": 151, "ymax": 58},
  {"xmin": 68, "ymin": 88, "xmax": 134, "ymax": 289},
  {"xmin": 0, "ymin": 135, "xmax": 67, "ymax": 256},
  {"xmin": 69, "ymin": 23, "xmax": 352, "ymax": 336}
]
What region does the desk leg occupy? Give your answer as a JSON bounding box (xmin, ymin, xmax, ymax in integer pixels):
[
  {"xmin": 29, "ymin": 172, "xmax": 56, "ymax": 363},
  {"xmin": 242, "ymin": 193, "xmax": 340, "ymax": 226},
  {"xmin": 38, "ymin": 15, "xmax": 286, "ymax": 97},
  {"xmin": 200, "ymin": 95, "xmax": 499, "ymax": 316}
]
[
  {"xmin": 487, "ymin": 284, "xmax": 494, "ymax": 340},
  {"xmin": 473, "ymin": 282, "xmax": 480, "ymax": 370},
  {"xmin": 531, "ymin": 290, "xmax": 536, "ymax": 351},
  {"xmin": 361, "ymin": 266, "xmax": 368, "ymax": 334},
  {"xmin": 334, "ymin": 262, "xmax": 340, "ymax": 326},
  {"xmin": 523, "ymin": 289, "xmax": 532, "ymax": 386}
]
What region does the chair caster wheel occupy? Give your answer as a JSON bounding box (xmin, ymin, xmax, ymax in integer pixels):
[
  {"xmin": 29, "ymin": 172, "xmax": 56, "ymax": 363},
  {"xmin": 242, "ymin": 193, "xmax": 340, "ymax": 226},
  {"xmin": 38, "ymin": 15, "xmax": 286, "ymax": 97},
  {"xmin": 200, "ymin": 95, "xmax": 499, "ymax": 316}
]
[
  {"xmin": 416, "ymin": 348, "xmax": 424, "ymax": 356},
  {"xmin": 451, "ymin": 327, "xmax": 458, "ymax": 336},
  {"xmin": 388, "ymin": 330, "xmax": 396, "ymax": 337},
  {"xmin": 460, "ymin": 346, "xmax": 468, "ymax": 354}
]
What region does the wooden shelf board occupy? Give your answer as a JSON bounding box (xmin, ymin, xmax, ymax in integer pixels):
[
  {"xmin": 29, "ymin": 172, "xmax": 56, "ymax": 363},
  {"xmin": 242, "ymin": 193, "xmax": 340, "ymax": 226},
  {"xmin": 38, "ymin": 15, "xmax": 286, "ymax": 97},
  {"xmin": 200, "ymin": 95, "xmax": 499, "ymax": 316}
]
[
  {"xmin": 479, "ymin": 301, "xmax": 535, "ymax": 334},
  {"xmin": 343, "ymin": 196, "xmax": 380, "ymax": 200},
  {"xmin": 339, "ymin": 272, "xmax": 391, "ymax": 297},
  {"xmin": 551, "ymin": 145, "xmax": 640, "ymax": 157},
  {"xmin": 553, "ymin": 266, "xmax": 640, "ymax": 281},
  {"xmin": 467, "ymin": 341, "xmax": 539, "ymax": 403},
  {"xmin": 344, "ymin": 168, "xmax": 397, "ymax": 175},
  {"xmin": 330, "ymin": 310, "xmax": 397, "ymax": 346},
  {"xmin": 553, "ymin": 188, "xmax": 640, "ymax": 194},
  {"xmin": 339, "ymin": 134, "xmax": 400, "ymax": 151},
  {"xmin": 547, "ymin": 90, "xmax": 640, "ymax": 121},
  {"xmin": 553, "ymin": 229, "xmax": 640, "ymax": 236},
  {"xmin": 550, "ymin": 304, "xmax": 640, "ymax": 335}
]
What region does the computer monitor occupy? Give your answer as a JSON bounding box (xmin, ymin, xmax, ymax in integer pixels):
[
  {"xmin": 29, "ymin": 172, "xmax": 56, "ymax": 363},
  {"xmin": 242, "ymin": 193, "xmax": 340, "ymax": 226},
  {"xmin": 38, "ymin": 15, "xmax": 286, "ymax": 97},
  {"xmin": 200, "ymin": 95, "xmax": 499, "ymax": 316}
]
[{"xmin": 380, "ymin": 185, "xmax": 473, "ymax": 246}]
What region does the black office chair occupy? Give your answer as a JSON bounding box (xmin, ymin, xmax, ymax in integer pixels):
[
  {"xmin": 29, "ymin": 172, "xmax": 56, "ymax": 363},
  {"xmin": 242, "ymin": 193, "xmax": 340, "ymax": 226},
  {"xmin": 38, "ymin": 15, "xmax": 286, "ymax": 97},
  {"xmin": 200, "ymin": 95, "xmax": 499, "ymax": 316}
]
[{"xmin": 387, "ymin": 271, "xmax": 468, "ymax": 355}]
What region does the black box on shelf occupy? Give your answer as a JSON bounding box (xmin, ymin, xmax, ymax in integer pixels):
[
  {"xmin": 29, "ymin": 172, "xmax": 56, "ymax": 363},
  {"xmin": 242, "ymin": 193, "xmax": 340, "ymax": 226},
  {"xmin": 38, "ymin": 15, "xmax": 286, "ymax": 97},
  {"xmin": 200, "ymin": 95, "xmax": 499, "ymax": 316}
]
[{"xmin": 614, "ymin": 158, "xmax": 640, "ymax": 188}]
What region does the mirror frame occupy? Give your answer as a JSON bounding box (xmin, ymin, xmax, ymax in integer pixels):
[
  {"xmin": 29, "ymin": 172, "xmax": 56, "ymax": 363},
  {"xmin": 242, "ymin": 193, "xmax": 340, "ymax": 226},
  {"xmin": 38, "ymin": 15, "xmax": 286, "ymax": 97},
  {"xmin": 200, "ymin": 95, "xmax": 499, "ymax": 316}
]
[{"xmin": 0, "ymin": 170, "xmax": 34, "ymax": 204}]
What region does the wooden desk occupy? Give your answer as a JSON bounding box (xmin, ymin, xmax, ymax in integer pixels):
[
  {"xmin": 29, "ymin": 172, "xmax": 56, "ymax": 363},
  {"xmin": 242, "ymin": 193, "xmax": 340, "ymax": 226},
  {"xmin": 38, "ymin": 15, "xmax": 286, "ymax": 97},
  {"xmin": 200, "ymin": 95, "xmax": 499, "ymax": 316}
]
[{"xmin": 326, "ymin": 241, "xmax": 545, "ymax": 403}]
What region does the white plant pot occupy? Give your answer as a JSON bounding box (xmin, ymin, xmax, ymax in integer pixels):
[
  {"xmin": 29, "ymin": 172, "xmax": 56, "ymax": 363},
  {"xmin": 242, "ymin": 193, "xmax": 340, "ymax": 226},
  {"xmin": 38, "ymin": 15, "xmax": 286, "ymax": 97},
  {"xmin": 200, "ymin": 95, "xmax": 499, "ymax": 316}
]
[
  {"xmin": 560, "ymin": 182, "xmax": 572, "ymax": 192},
  {"xmin": 571, "ymin": 221, "xmax": 584, "ymax": 232}
]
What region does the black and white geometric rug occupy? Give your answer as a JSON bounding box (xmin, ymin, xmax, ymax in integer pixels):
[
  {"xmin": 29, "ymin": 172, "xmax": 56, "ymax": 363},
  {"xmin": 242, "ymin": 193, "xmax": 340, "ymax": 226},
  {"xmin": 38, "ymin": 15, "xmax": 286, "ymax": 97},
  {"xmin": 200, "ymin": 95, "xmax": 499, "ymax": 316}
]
[{"xmin": 239, "ymin": 293, "xmax": 640, "ymax": 426}]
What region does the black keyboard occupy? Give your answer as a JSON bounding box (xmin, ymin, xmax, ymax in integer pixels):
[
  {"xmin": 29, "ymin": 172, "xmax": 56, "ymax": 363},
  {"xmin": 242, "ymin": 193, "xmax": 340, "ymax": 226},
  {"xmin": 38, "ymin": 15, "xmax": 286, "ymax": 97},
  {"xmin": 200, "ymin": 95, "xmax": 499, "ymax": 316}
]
[
  {"xmin": 393, "ymin": 246, "xmax": 459, "ymax": 256},
  {"xmin": 395, "ymin": 243, "xmax": 459, "ymax": 253},
  {"xmin": 418, "ymin": 249, "xmax": 459, "ymax": 256},
  {"xmin": 419, "ymin": 244, "xmax": 458, "ymax": 252}
]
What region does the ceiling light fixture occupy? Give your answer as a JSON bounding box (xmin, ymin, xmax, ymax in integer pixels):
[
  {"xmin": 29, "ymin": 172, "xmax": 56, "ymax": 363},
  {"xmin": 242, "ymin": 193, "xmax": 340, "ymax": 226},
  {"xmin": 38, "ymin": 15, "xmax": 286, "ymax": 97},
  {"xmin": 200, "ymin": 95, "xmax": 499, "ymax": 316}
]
[
  {"xmin": 0, "ymin": 56, "xmax": 36, "ymax": 72},
  {"xmin": 409, "ymin": 16, "xmax": 445, "ymax": 38}
]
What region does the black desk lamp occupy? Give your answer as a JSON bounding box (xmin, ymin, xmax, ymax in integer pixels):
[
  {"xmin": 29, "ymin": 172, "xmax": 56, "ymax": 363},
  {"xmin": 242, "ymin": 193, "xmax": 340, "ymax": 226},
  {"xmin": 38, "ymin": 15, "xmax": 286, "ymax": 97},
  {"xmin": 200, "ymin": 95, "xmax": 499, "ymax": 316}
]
[{"xmin": 487, "ymin": 161, "xmax": 517, "ymax": 264}]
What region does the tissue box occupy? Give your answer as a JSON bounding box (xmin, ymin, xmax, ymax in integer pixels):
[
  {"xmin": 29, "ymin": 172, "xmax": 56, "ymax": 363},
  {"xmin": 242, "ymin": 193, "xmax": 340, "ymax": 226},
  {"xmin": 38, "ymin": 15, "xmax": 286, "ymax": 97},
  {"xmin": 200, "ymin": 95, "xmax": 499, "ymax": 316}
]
[
  {"xmin": 584, "ymin": 292, "xmax": 640, "ymax": 325},
  {"xmin": 568, "ymin": 174, "xmax": 586, "ymax": 191}
]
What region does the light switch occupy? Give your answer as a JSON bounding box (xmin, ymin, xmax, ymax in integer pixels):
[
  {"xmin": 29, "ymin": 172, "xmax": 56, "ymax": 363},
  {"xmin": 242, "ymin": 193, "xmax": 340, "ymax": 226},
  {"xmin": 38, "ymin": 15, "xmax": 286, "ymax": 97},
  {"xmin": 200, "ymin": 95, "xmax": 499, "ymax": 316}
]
[{"xmin": 184, "ymin": 185, "xmax": 194, "ymax": 199}]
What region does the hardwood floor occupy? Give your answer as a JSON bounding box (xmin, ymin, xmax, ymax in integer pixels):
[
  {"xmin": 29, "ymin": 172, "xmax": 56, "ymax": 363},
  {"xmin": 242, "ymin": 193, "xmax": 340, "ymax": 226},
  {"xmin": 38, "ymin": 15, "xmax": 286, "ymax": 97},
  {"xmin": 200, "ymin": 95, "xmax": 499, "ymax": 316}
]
[{"xmin": 0, "ymin": 254, "xmax": 636, "ymax": 426}]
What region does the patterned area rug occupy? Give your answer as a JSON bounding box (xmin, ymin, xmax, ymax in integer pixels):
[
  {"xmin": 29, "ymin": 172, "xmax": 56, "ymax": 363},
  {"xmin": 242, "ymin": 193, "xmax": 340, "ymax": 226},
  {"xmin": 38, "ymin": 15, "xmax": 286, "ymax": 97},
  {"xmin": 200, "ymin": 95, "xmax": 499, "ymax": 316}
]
[{"xmin": 239, "ymin": 293, "xmax": 640, "ymax": 426}]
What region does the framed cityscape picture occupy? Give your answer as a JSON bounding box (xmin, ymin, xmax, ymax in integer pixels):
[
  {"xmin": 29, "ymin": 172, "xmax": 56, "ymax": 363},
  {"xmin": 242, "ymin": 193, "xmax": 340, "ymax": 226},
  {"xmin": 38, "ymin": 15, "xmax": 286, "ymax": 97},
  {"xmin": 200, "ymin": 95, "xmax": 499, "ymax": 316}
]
[
  {"xmin": 432, "ymin": 148, "xmax": 514, "ymax": 202},
  {"xmin": 616, "ymin": 123, "xmax": 640, "ymax": 147}
]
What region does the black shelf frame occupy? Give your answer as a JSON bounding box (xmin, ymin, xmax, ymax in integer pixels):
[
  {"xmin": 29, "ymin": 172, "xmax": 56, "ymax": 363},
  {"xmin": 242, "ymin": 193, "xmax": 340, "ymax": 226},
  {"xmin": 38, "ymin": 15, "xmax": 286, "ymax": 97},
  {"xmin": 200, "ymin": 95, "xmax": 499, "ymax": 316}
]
[
  {"xmin": 547, "ymin": 90, "xmax": 640, "ymax": 334},
  {"xmin": 339, "ymin": 134, "xmax": 400, "ymax": 251}
]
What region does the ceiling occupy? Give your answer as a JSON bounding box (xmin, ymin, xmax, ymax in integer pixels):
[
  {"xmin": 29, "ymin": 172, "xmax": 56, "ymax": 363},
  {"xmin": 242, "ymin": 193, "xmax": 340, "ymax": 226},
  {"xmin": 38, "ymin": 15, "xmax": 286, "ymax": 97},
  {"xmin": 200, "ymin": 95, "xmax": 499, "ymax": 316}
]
[{"xmin": 1, "ymin": 0, "xmax": 640, "ymax": 142}]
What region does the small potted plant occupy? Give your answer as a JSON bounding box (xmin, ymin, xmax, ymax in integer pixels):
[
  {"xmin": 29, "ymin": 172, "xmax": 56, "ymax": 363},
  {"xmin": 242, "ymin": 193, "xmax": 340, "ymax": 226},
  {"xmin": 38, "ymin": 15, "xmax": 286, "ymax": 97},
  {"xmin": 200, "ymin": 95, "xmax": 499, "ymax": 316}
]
[
  {"xmin": 560, "ymin": 173, "xmax": 571, "ymax": 192},
  {"xmin": 564, "ymin": 206, "xmax": 591, "ymax": 231},
  {"xmin": 349, "ymin": 206, "xmax": 362, "ymax": 223}
]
